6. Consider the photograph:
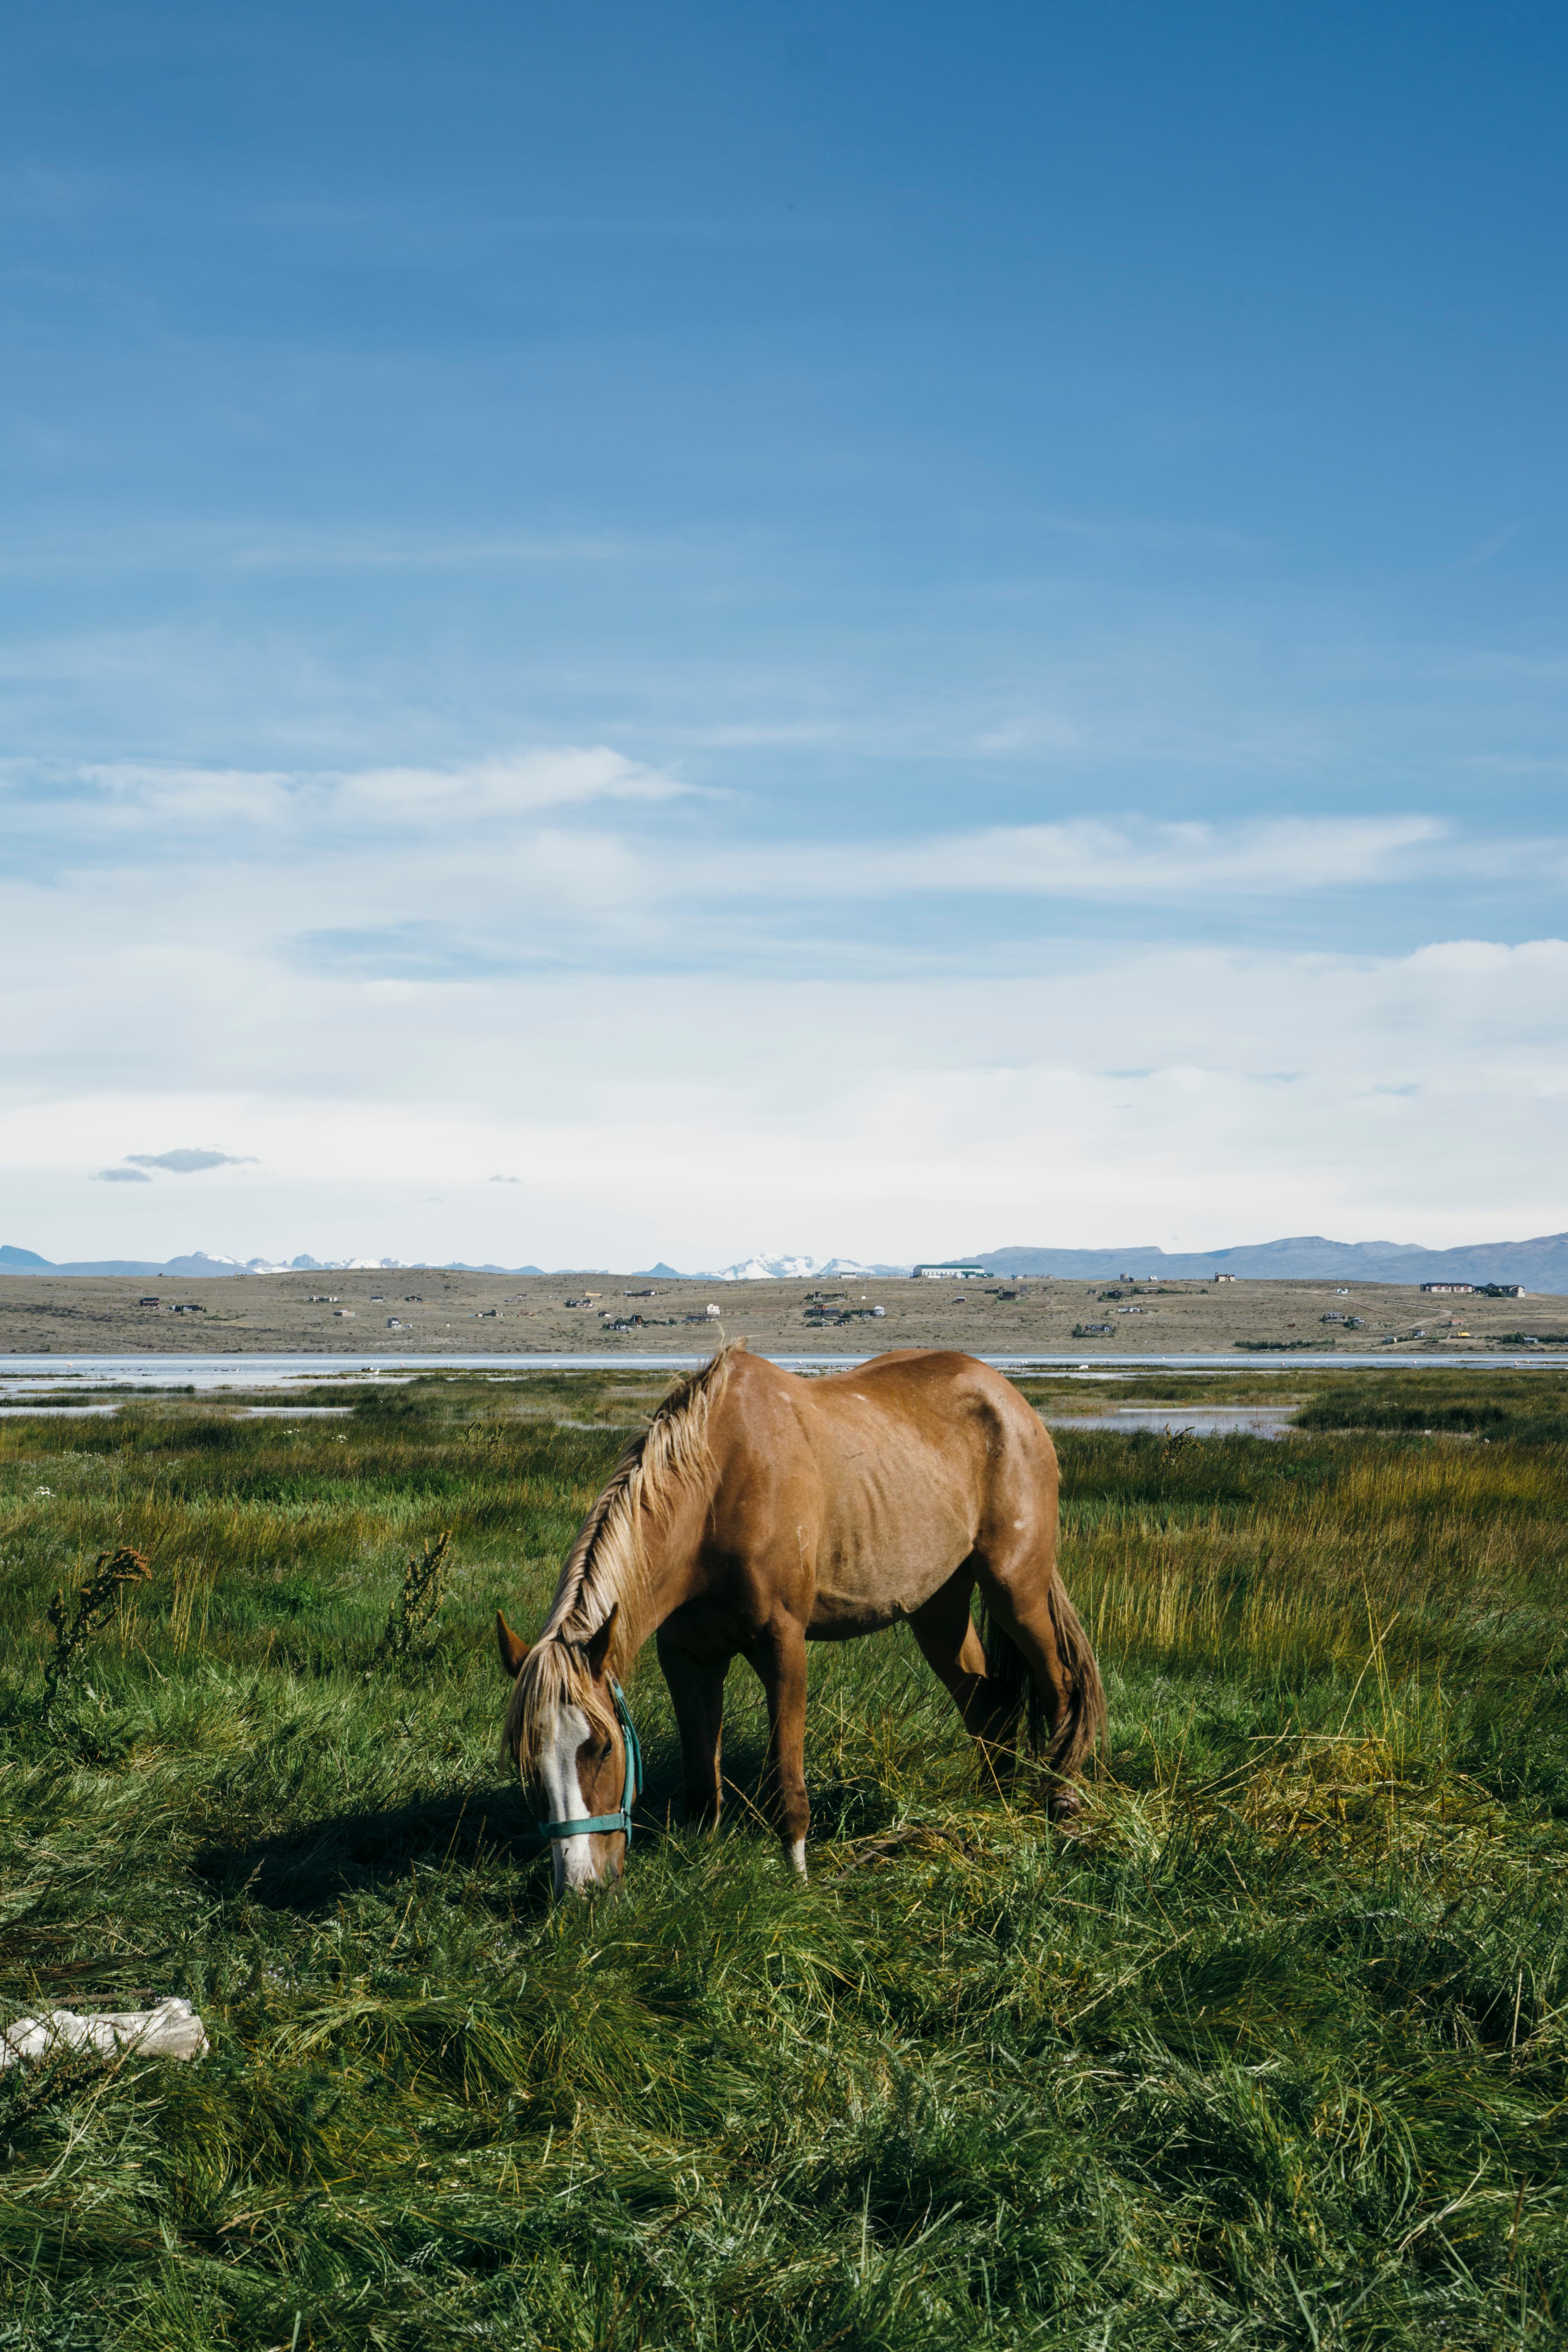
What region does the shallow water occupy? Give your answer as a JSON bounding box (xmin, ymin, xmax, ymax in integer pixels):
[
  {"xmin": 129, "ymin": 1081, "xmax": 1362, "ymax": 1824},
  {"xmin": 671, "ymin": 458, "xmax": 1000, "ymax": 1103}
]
[
  {"xmin": 0, "ymin": 1394, "xmax": 1294, "ymax": 1434},
  {"xmin": 1047, "ymin": 1406, "xmax": 1299, "ymax": 1439},
  {"xmin": 0, "ymin": 1400, "xmax": 358, "ymax": 1417},
  {"xmin": 0, "ymin": 1403, "xmax": 124, "ymax": 1417},
  {"xmin": 0, "ymin": 1346, "xmax": 1550, "ymax": 1402}
]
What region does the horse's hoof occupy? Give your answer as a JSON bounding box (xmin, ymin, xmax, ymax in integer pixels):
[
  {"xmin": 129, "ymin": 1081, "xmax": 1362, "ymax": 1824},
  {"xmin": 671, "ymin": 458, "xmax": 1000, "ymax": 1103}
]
[{"xmin": 1047, "ymin": 1786, "xmax": 1085, "ymax": 1823}]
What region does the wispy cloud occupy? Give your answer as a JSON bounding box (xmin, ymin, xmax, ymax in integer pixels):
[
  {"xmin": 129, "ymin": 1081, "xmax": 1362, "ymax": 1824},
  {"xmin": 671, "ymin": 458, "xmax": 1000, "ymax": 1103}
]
[
  {"xmin": 681, "ymin": 815, "xmax": 1455, "ymax": 902},
  {"xmin": 2, "ymin": 750, "xmax": 1511, "ymax": 909},
  {"xmin": 6, "ymin": 748, "xmax": 1560, "ymax": 1012},
  {"xmin": 335, "ymin": 747, "xmax": 700, "ymax": 825},
  {"xmin": 125, "ymin": 1147, "xmax": 257, "ymax": 1173},
  {"xmin": 2, "ymin": 744, "xmax": 699, "ymax": 845},
  {"xmin": 91, "ymin": 1166, "xmax": 151, "ymax": 1183}
]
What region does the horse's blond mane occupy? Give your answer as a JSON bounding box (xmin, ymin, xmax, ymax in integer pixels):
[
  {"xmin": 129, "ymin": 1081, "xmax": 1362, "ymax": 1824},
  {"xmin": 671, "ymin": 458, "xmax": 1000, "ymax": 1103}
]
[{"xmin": 503, "ymin": 1343, "xmax": 737, "ymax": 1776}]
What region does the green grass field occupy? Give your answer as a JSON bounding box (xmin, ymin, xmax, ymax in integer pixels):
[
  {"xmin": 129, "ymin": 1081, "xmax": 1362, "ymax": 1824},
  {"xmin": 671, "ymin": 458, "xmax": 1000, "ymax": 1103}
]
[{"xmin": 2, "ymin": 1369, "xmax": 1566, "ymax": 2350}]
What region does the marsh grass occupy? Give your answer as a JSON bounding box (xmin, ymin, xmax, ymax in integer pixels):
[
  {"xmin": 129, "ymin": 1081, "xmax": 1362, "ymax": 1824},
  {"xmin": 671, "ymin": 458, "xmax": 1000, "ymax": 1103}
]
[
  {"xmin": 1294, "ymin": 1370, "xmax": 1568, "ymax": 1445},
  {"xmin": 0, "ymin": 1374, "xmax": 1564, "ymax": 2348}
]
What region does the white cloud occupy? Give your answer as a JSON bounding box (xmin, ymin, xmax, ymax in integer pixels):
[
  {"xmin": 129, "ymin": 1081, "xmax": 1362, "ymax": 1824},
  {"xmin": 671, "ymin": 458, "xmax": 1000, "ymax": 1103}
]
[
  {"xmin": 681, "ymin": 814, "xmax": 1455, "ymax": 902},
  {"xmin": 3, "ymin": 741, "xmax": 1564, "ymax": 1266},
  {"xmin": 333, "ymin": 746, "xmax": 698, "ymax": 826},
  {"xmin": 6, "ymin": 750, "xmax": 1559, "ymax": 939},
  {"xmin": 4, "ymin": 936, "xmax": 1564, "ymax": 1265},
  {"xmin": 125, "ymin": 1147, "xmax": 257, "ymax": 1173},
  {"xmin": 2, "ymin": 743, "xmax": 696, "ymax": 848}
]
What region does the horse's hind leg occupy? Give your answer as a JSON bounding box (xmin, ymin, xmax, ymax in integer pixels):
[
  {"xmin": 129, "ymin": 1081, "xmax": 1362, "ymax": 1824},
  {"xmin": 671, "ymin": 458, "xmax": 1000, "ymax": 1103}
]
[
  {"xmin": 971, "ymin": 1555, "xmax": 1084, "ymax": 1816},
  {"xmin": 907, "ymin": 1563, "xmax": 1013, "ymax": 1754},
  {"xmin": 656, "ymin": 1625, "xmax": 731, "ymax": 1828}
]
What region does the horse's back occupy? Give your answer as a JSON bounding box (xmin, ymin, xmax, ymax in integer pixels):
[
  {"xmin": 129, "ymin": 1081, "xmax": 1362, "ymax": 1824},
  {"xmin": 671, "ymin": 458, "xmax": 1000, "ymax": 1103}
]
[{"xmin": 706, "ymin": 1349, "xmax": 1056, "ymax": 1633}]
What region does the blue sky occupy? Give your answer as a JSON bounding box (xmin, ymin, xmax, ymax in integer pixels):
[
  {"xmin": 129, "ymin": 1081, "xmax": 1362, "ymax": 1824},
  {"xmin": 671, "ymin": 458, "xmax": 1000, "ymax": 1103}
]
[{"xmin": 3, "ymin": 2, "xmax": 1565, "ymax": 1267}]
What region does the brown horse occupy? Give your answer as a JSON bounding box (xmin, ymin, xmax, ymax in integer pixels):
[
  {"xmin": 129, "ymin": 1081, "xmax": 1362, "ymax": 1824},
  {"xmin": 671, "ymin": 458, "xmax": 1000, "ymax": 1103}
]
[{"xmin": 496, "ymin": 1343, "xmax": 1104, "ymax": 1891}]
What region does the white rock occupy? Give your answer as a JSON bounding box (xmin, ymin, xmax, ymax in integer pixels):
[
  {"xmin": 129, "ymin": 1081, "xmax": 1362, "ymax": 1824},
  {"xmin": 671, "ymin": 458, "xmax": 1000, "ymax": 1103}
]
[{"xmin": 0, "ymin": 1996, "xmax": 209, "ymax": 2070}]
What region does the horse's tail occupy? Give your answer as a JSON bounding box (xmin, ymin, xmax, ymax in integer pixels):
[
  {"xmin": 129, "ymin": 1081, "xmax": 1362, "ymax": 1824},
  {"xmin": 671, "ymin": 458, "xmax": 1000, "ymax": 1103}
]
[{"xmin": 980, "ymin": 1576, "xmax": 1106, "ymax": 1777}]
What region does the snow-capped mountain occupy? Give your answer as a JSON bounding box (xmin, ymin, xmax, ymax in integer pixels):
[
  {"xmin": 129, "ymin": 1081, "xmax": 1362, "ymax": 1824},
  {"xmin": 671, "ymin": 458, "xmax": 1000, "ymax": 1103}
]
[
  {"xmin": 256, "ymin": 1254, "xmax": 404, "ymax": 1272},
  {"xmin": 2, "ymin": 1247, "xmax": 445, "ymax": 1279},
  {"xmin": 702, "ymin": 1252, "xmax": 909, "ymax": 1281},
  {"xmin": 706, "ymin": 1253, "xmax": 824, "ymax": 1281}
]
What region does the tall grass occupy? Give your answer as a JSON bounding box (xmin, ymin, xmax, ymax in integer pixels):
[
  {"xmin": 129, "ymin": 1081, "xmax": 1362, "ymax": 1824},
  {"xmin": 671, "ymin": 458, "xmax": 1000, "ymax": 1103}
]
[
  {"xmin": 1294, "ymin": 1368, "xmax": 1568, "ymax": 1445},
  {"xmin": 0, "ymin": 1376, "xmax": 1564, "ymax": 2349}
]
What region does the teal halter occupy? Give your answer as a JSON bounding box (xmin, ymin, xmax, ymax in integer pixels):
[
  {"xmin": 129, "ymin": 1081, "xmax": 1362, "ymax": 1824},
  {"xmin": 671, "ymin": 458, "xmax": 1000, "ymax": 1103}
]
[{"xmin": 535, "ymin": 1680, "xmax": 643, "ymax": 1846}]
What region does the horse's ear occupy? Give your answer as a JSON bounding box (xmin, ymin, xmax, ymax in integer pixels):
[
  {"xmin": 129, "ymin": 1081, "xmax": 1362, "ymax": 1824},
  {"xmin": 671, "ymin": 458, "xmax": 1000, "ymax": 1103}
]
[
  {"xmin": 583, "ymin": 1604, "xmax": 618, "ymax": 1680},
  {"xmin": 496, "ymin": 1610, "xmax": 530, "ymax": 1680}
]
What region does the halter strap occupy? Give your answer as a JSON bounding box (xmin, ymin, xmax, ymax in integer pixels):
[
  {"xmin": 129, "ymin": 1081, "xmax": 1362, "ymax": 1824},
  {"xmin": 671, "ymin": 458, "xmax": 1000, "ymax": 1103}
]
[{"xmin": 535, "ymin": 1679, "xmax": 643, "ymax": 1846}]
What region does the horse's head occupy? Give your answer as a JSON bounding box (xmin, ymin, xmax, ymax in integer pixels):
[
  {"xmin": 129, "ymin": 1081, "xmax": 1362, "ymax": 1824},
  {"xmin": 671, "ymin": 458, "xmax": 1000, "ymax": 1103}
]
[{"xmin": 497, "ymin": 1605, "xmax": 634, "ymax": 1893}]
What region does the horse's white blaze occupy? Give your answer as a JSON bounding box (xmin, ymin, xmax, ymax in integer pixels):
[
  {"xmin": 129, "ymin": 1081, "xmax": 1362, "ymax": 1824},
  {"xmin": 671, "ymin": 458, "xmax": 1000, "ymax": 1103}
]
[{"xmin": 541, "ymin": 1701, "xmax": 599, "ymax": 1893}]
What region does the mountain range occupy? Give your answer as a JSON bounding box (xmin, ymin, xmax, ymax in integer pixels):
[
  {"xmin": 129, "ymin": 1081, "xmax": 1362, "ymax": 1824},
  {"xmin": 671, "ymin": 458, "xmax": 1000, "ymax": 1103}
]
[
  {"xmin": 5, "ymin": 1233, "xmax": 1568, "ymax": 1290},
  {"xmin": 0, "ymin": 1246, "xmax": 538, "ymax": 1279},
  {"xmin": 975, "ymin": 1233, "xmax": 1568, "ymax": 1290},
  {"xmin": 0, "ymin": 1245, "xmax": 896, "ymax": 1282}
]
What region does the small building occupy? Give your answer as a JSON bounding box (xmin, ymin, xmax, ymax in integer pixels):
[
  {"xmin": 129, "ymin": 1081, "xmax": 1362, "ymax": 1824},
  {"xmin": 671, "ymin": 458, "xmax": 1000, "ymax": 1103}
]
[
  {"xmin": 913, "ymin": 1262, "xmax": 988, "ymax": 1280},
  {"xmin": 138, "ymin": 1295, "xmax": 159, "ymax": 1307},
  {"xmin": 1481, "ymin": 1283, "xmax": 1526, "ymax": 1298},
  {"xmin": 1421, "ymin": 1282, "xmax": 1474, "ymax": 1295}
]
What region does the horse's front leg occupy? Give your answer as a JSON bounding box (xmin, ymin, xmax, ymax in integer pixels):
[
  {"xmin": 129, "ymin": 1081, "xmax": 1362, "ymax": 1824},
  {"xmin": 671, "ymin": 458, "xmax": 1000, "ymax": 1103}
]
[
  {"xmin": 747, "ymin": 1612, "xmax": 811, "ymax": 1875},
  {"xmin": 656, "ymin": 1624, "xmax": 731, "ymax": 1828}
]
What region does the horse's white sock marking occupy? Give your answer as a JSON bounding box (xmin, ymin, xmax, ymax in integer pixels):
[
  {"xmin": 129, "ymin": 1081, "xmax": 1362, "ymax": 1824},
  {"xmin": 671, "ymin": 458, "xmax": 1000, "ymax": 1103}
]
[{"xmin": 789, "ymin": 1838, "xmax": 807, "ymax": 1877}]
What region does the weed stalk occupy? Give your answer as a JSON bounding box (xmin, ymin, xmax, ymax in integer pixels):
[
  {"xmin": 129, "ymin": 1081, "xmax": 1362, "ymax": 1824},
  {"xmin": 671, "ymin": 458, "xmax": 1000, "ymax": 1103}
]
[
  {"xmin": 42, "ymin": 1547, "xmax": 153, "ymax": 1708},
  {"xmin": 376, "ymin": 1529, "xmax": 453, "ymax": 1662}
]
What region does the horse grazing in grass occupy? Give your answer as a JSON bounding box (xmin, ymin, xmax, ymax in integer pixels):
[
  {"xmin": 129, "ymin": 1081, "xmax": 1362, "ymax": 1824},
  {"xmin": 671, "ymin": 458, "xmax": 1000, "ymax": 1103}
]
[{"xmin": 496, "ymin": 1343, "xmax": 1104, "ymax": 1891}]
